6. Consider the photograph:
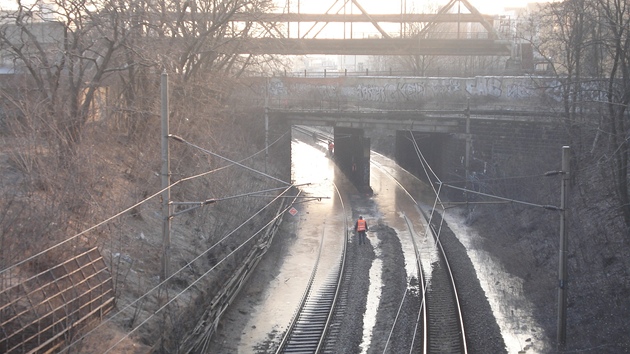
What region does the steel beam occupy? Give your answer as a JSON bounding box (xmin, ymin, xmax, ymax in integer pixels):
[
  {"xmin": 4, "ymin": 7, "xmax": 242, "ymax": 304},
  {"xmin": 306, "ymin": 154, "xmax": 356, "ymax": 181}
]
[
  {"xmin": 228, "ymin": 13, "xmax": 495, "ymax": 23},
  {"xmin": 218, "ymin": 38, "xmax": 511, "ymax": 56}
]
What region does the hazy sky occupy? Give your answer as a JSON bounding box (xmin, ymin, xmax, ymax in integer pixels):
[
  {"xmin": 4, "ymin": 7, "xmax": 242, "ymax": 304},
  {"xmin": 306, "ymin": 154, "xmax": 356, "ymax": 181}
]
[
  {"xmin": 286, "ymin": 0, "xmax": 537, "ymax": 15},
  {"xmin": 0, "ymin": 0, "xmax": 543, "ymax": 16}
]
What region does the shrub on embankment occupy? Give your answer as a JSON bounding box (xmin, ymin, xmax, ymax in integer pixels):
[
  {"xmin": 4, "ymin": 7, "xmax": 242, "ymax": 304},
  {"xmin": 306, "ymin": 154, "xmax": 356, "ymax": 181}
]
[
  {"xmin": 454, "ymin": 130, "xmax": 630, "ymax": 351},
  {"xmin": 0, "ymin": 70, "xmax": 291, "ymax": 350}
]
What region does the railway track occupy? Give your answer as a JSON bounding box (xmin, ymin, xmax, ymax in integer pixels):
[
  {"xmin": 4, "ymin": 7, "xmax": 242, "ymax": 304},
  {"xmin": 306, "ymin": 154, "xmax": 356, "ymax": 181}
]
[
  {"xmin": 372, "ymin": 158, "xmax": 467, "ymax": 354},
  {"xmin": 274, "ymin": 195, "xmax": 348, "ymax": 353},
  {"xmin": 276, "ymin": 263, "xmax": 344, "ymax": 353},
  {"xmin": 288, "ymin": 126, "xmax": 467, "ymax": 353},
  {"xmin": 276, "ymin": 130, "xmax": 348, "ymax": 354}
]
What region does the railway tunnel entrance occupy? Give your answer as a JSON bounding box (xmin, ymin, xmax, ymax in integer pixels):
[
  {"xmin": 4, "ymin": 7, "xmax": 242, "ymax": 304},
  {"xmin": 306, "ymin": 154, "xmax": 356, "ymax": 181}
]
[
  {"xmin": 330, "ymin": 127, "xmax": 450, "ymax": 194},
  {"xmin": 333, "ymin": 127, "xmax": 371, "ymax": 194},
  {"xmin": 395, "ymin": 131, "xmax": 448, "ymax": 184},
  {"xmin": 286, "ymin": 122, "xmax": 455, "ymax": 195}
]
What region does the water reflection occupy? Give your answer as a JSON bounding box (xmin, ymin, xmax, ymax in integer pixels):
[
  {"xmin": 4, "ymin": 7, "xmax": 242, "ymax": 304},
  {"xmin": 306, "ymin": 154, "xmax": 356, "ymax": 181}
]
[
  {"xmin": 291, "ymin": 140, "xmax": 334, "ymax": 197},
  {"xmin": 235, "ymin": 137, "xmax": 342, "ymax": 353},
  {"xmin": 371, "ymin": 150, "xmax": 548, "ymax": 353},
  {"xmin": 443, "ymin": 210, "xmax": 549, "ymax": 353},
  {"xmin": 371, "ymin": 160, "xmax": 437, "ymax": 287},
  {"xmin": 360, "ymin": 238, "xmax": 382, "ymax": 354},
  {"xmin": 290, "ymin": 135, "xmax": 548, "ymax": 353}
]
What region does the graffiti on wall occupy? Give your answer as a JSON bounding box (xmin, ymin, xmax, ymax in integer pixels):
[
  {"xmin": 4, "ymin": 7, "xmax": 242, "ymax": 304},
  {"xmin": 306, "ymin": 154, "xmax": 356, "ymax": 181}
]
[
  {"xmin": 268, "ymin": 76, "xmax": 609, "ymax": 106},
  {"xmin": 354, "ymin": 79, "xmax": 464, "ymax": 102}
]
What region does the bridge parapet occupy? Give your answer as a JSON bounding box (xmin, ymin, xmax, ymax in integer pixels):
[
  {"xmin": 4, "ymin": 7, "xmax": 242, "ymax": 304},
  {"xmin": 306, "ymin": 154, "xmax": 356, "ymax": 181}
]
[{"xmin": 265, "ymin": 75, "xmax": 605, "ymax": 112}]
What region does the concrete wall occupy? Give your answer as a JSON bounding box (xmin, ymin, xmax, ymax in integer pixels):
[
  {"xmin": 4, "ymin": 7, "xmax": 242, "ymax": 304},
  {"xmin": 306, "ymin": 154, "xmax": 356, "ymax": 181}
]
[
  {"xmin": 267, "ymin": 76, "xmax": 606, "ymax": 110},
  {"xmin": 393, "ymin": 119, "xmax": 567, "ymax": 189},
  {"xmin": 395, "ymin": 131, "xmax": 448, "ymax": 183}
]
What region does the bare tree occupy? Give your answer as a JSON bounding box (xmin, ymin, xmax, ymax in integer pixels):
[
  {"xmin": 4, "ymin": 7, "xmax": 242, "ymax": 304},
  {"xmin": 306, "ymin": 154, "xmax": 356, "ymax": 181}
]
[
  {"xmin": 119, "ymin": 0, "xmax": 276, "ymax": 80},
  {"xmin": 597, "ymin": 0, "xmax": 630, "ymax": 225},
  {"xmin": 0, "ymin": 0, "xmax": 130, "ymax": 160},
  {"xmin": 527, "ymin": 1, "xmax": 602, "ymax": 121},
  {"xmin": 520, "ymin": 0, "xmax": 630, "ymax": 226}
]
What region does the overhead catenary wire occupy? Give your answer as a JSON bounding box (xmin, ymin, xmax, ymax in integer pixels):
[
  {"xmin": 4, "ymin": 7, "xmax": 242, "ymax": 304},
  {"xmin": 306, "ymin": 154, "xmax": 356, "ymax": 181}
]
[
  {"xmin": 0, "ymin": 130, "xmax": 290, "ymax": 275},
  {"xmin": 438, "ymin": 183, "xmax": 561, "ymax": 210},
  {"xmin": 62, "ymin": 184, "xmax": 295, "ymax": 353},
  {"xmin": 409, "ymin": 132, "xmax": 449, "ymax": 295},
  {"xmin": 372, "ymin": 133, "xmax": 449, "ymax": 353},
  {"xmin": 172, "ymin": 130, "xmax": 290, "ymax": 183},
  {"xmin": 170, "ymin": 184, "xmax": 309, "ymax": 217},
  {"xmin": 406, "ymin": 133, "xmax": 443, "ymax": 199},
  {"xmin": 409, "ymin": 131, "xmax": 466, "ymax": 353},
  {"xmin": 373, "ymin": 132, "xmax": 448, "ymax": 353},
  {"xmin": 408, "ymin": 131, "xmax": 447, "ymax": 227},
  {"xmin": 100, "ymin": 193, "xmax": 298, "ymax": 354},
  {"xmin": 408, "ymin": 130, "xmax": 561, "ymax": 211},
  {"xmin": 0, "ymin": 186, "xmax": 166, "ymax": 276},
  {"xmin": 440, "ymin": 172, "xmax": 551, "ymax": 185},
  {"xmin": 170, "ymin": 134, "xmax": 291, "ymax": 186}
]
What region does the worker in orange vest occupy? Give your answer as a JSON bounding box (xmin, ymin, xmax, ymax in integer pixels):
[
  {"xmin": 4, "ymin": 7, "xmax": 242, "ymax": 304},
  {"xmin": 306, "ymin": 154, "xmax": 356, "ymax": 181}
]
[
  {"xmin": 354, "ymin": 216, "xmax": 368, "ymax": 245},
  {"xmin": 328, "ymin": 140, "xmax": 334, "ymax": 156}
]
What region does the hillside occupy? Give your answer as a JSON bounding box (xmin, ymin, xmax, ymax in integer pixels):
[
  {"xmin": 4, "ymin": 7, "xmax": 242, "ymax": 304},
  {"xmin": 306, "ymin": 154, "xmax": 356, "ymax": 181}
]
[
  {"xmin": 458, "ymin": 144, "xmax": 630, "ymax": 352},
  {"xmin": 0, "ymin": 76, "xmax": 292, "ymax": 351}
]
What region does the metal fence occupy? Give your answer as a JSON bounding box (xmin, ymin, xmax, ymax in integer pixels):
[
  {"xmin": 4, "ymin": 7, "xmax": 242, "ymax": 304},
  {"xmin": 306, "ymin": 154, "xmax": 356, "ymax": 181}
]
[{"xmin": 0, "ymin": 247, "xmax": 114, "ymax": 354}]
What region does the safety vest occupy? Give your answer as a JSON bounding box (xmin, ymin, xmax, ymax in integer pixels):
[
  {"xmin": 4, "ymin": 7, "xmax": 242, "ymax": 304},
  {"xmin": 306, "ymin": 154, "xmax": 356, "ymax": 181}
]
[{"xmin": 357, "ymin": 219, "xmax": 367, "ymax": 232}]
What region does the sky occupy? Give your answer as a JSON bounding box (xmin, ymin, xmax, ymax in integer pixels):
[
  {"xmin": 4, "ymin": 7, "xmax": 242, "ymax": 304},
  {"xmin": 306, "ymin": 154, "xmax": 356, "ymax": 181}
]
[
  {"xmin": 286, "ymin": 0, "xmax": 538, "ymax": 16},
  {"xmin": 0, "ymin": 0, "xmax": 548, "ymax": 18},
  {"xmin": 0, "ymin": 0, "xmax": 541, "ymax": 15}
]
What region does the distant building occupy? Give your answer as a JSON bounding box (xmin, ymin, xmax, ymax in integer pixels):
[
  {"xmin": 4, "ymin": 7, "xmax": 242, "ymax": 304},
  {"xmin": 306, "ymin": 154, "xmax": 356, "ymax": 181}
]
[{"xmin": 0, "ymin": 19, "xmax": 65, "ymax": 75}]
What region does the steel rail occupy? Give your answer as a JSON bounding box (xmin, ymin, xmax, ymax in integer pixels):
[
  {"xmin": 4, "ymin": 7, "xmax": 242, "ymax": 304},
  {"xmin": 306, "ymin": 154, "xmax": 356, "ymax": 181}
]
[
  {"xmin": 275, "ymin": 128, "xmax": 349, "ymax": 354},
  {"xmin": 371, "ymin": 153, "xmax": 466, "ymax": 354},
  {"xmin": 370, "ymin": 158, "xmax": 428, "ymax": 354},
  {"xmin": 428, "ymin": 220, "xmax": 469, "ymax": 354},
  {"xmin": 274, "ymin": 220, "xmax": 326, "ymax": 353},
  {"xmin": 316, "ymin": 180, "xmax": 349, "ymax": 353}
]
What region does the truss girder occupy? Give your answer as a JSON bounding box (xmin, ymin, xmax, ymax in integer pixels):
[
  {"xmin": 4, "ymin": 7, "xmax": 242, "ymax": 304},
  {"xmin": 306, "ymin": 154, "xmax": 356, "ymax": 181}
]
[
  {"xmin": 217, "ymin": 38, "xmax": 511, "ymax": 56},
  {"xmin": 229, "ymin": 13, "xmax": 495, "ymax": 24}
]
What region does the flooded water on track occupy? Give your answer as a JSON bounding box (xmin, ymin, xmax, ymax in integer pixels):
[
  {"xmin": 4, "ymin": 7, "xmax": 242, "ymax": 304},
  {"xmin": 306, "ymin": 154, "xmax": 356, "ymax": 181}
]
[
  {"xmin": 224, "ymin": 131, "xmax": 547, "ymax": 354},
  {"xmin": 443, "ymin": 211, "xmax": 550, "ymax": 353},
  {"xmin": 370, "ymin": 150, "xmax": 548, "ymax": 353}
]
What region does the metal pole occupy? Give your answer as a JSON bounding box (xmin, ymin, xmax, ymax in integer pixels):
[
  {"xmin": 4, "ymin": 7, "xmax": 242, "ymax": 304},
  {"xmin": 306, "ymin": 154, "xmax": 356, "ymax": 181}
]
[
  {"xmin": 457, "ymin": 0, "xmax": 461, "ymax": 39},
  {"xmin": 557, "ymin": 146, "xmax": 570, "ymax": 348},
  {"xmin": 465, "ymin": 99, "xmax": 471, "ymax": 204},
  {"xmin": 287, "ymin": 0, "xmax": 290, "ymax": 37},
  {"xmin": 400, "ymin": 0, "xmax": 403, "ymax": 37},
  {"xmin": 265, "ymin": 78, "xmax": 269, "ymax": 174},
  {"xmin": 160, "ymin": 71, "xmax": 171, "ymax": 281},
  {"xmin": 350, "ymin": 1, "xmax": 353, "ymax": 39},
  {"xmin": 343, "ymin": 0, "xmax": 346, "ymax": 39}
]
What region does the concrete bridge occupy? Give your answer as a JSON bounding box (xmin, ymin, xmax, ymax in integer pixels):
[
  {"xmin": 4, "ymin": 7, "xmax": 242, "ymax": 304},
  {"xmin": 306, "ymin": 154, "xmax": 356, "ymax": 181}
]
[
  {"xmin": 265, "ymin": 75, "xmax": 577, "ymax": 109},
  {"xmin": 260, "ymin": 76, "xmax": 573, "ymax": 192}
]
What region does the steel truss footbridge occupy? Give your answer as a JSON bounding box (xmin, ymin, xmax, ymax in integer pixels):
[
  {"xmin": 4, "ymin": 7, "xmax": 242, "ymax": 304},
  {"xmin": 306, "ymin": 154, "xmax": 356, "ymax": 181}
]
[{"xmin": 223, "ymin": 0, "xmax": 512, "ymax": 56}]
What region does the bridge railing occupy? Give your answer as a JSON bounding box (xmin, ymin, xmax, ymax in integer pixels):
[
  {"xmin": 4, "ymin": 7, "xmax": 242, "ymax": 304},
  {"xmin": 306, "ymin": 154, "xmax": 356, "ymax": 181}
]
[{"xmin": 271, "ymin": 67, "xmax": 539, "ymax": 79}]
